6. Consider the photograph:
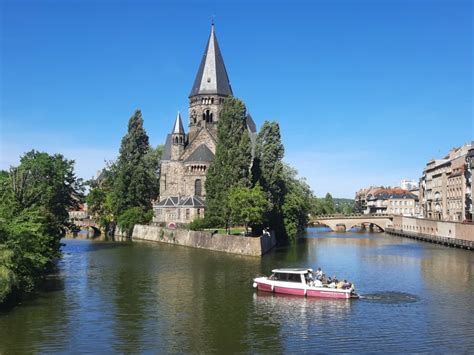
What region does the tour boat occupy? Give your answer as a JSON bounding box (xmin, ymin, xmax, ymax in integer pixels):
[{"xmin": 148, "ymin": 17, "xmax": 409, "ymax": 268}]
[{"xmin": 253, "ymin": 268, "xmax": 359, "ymax": 299}]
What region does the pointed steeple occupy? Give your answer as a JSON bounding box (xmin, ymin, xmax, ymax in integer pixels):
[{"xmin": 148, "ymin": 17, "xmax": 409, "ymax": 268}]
[
  {"xmin": 172, "ymin": 111, "xmax": 185, "ymax": 134},
  {"xmin": 189, "ymin": 25, "xmax": 233, "ymax": 97}
]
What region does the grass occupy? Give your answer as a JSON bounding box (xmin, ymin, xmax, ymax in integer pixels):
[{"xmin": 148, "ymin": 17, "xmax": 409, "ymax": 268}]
[{"xmin": 204, "ymin": 228, "xmax": 245, "ymax": 235}]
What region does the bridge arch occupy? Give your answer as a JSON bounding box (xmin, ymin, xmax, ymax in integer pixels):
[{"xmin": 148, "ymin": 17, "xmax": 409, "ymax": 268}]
[
  {"xmin": 310, "ymin": 216, "xmax": 393, "ymax": 233},
  {"xmin": 345, "ymin": 222, "xmax": 385, "ymax": 232}
]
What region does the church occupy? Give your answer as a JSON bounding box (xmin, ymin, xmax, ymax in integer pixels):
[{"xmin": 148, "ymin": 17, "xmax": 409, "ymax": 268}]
[{"xmin": 153, "ymin": 25, "xmax": 257, "ymax": 225}]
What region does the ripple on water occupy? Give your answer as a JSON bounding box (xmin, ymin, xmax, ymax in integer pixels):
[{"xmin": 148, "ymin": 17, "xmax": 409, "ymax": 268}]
[{"xmin": 358, "ymin": 291, "xmax": 419, "ymax": 304}]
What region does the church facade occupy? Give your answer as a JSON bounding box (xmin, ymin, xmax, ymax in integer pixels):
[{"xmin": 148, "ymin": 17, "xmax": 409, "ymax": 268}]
[{"xmin": 153, "ymin": 26, "xmax": 256, "ymax": 225}]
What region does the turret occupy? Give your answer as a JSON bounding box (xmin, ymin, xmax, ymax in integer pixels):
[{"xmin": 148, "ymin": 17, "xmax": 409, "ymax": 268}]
[{"xmin": 171, "ymin": 112, "xmax": 185, "ymax": 160}]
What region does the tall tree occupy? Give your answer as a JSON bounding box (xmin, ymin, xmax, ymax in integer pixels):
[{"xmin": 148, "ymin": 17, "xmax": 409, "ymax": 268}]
[
  {"xmin": 281, "ymin": 164, "xmax": 313, "ymax": 241},
  {"xmin": 324, "ymin": 192, "xmax": 335, "ymax": 214},
  {"xmin": 111, "ymin": 110, "xmax": 158, "ymax": 218},
  {"xmin": 252, "ymin": 121, "xmax": 285, "ymax": 232},
  {"xmin": 205, "ymin": 97, "xmax": 253, "ymax": 225}
]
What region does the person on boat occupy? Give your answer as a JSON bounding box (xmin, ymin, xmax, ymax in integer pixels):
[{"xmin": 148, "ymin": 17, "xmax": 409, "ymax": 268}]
[
  {"xmin": 336, "ymin": 280, "xmax": 345, "ymax": 289},
  {"xmin": 315, "ymin": 268, "xmax": 324, "ymax": 280},
  {"xmin": 328, "ymin": 280, "xmax": 336, "ymax": 288},
  {"xmin": 313, "ymin": 279, "xmax": 323, "ymax": 287},
  {"xmin": 343, "ymin": 280, "xmax": 352, "ymax": 289}
]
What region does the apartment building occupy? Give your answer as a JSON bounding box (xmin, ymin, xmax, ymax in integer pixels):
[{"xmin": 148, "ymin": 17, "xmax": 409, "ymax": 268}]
[{"xmin": 420, "ymin": 142, "xmax": 474, "ymax": 221}]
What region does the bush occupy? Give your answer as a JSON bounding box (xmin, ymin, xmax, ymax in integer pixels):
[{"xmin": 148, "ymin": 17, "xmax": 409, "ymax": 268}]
[
  {"xmin": 188, "ymin": 218, "xmax": 209, "ymax": 231},
  {"xmin": 117, "ymin": 207, "xmax": 153, "ymax": 237}
]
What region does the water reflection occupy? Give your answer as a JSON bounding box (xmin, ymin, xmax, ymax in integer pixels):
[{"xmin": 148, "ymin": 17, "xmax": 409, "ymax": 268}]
[
  {"xmin": 253, "ymin": 291, "xmax": 352, "ymax": 322},
  {"xmin": 0, "ymin": 233, "xmax": 473, "ymax": 353}
]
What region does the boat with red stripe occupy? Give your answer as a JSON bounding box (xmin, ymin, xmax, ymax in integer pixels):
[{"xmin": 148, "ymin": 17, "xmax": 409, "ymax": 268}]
[{"xmin": 253, "ymin": 268, "xmax": 359, "ymax": 299}]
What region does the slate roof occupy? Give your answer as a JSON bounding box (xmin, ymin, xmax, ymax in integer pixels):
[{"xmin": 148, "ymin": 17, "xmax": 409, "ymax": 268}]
[
  {"xmin": 172, "ymin": 112, "xmax": 185, "ymax": 134},
  {"xmin": 189, "ymin": 25, "xmax": 233, "ymax": 97},
  {"xmin": 161, "ymin": 134, "xmax": 172, "ymax": 160},
  {"xmin": 155, "ymin": 196, "xmax": 205, "ymax": 208},
  {"xmin": 246, "ymin": 113, "xmax": 257, "ymax": 133},
  {"xmin": 184, "ymin": 144, "xmax": 214, "ymax": 163},
  {"xmin": 367, "ymin": 188, "xmax": 418, "ymax": 201}
]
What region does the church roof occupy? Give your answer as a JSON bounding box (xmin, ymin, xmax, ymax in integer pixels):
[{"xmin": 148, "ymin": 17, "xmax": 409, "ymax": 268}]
[
  {"xmin": 189, "ymin": 25, "xmax": 233, "ymax": 97},
  {"xmin": 184, "ymin": 144, "xmax": 215, "ymax": 163},
  {"xmin": 246, "ymin": 113, "xmax": 257, "ymax": 133},
  {"xmin": 161, "ymin": 134, "xmax": 172, "ymax": 160},
  {"xmin": 172, "ymin": 112, "xmax": 185, "ymax": 134}
]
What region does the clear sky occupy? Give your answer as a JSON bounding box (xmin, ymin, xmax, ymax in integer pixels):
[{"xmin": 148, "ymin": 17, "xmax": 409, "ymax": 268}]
[{"xmin": 1, "ymin": 0, "xmax": 472, "ymax": 198}]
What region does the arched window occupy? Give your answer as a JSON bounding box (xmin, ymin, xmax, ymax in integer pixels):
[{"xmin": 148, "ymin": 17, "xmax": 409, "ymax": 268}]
[
  {"xmin": 203, "ymin": 110, "xmax": 212, "ymax": 123},
  {"xmin": 195, "ymin": 179, "xmax": 202, "ymax": 196}
]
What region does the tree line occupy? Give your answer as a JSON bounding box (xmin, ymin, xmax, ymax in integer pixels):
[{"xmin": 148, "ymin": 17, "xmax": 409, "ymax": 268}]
[{"xmin": 0, "ymin": 151, "xmax": 84, "ymax": 304}]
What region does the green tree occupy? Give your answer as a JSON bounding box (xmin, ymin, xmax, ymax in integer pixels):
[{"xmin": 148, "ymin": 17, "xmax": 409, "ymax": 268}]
[
  {"xmin": 117, "ymin": 207, "xmax": 154, "ymax": 238},
  {"xmin": 0, "ymin": 151, "xmax": 83, "ymax": 303},
  {"xmin": 281, "ymin": 165, "xmax": 313, "ymax": 241},
  {"xmin": 252, "ymin": 121, "xmax": 285, "ymax": 234},
  {"xmin": 227, "ymin": 185, "xmax": 270, "ymax": 234},
  {"xmin": 324, "ymin": 192, "xmax": 335, "ymax": 214},
  {"xmin": 111, "ymin": 110, "xmax": 159, "ymax": 234},
  {"xmin": 205, "ymin": 97, "xmax": 253, "ymax": 226}
]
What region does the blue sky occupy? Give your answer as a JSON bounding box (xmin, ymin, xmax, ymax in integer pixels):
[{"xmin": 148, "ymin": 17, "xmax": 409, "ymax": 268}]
[{"xmin": 1, "ymin": 0, "xmax": 472, "ymax": 198}]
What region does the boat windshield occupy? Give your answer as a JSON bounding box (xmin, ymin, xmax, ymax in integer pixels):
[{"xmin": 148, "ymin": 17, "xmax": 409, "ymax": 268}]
[{"xmin": 270, "ymin": 272, "xmax": 302, "ymax": 283}]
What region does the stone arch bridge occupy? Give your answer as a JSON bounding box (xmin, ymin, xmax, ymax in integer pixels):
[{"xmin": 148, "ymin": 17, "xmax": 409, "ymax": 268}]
[
  {"xmin": 73, "ymin": 218, "xmax": 101, "ymax": 235},
  {"xmin": 310, "ymin": 215, "xmax": 394, "ymax": 232}
]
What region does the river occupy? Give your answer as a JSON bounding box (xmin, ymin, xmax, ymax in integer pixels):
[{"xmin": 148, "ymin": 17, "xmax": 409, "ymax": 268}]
[{"xmin": 1, "ymin": 227, "xmax": 473, "ymax": 353}]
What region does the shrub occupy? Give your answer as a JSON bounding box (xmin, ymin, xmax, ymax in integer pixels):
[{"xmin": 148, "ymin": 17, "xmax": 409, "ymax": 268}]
[{"xmin": 117, "ymin": 207, "xmax": 153, "ymax": 238}]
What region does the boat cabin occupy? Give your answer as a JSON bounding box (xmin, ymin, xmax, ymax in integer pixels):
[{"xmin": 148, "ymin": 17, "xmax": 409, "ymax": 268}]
[{"xmin": 270, "ymin": 268, "xmax": 313, "ymax": 284}]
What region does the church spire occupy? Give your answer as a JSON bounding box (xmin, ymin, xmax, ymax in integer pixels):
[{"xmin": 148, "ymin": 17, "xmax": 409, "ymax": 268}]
[
  {"xmin": 189, "ymin": 25, "xmax": 233, "ymax": 97},
  {"xmin": 172, "ymin": 111, "xmax": 185, "ymax": 134}
]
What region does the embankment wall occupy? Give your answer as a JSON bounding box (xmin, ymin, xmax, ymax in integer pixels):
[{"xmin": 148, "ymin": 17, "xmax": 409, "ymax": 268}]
[
  {"xmin": 132, "ymin": 225, "xmax": 276, "ymax": 257},
  {"xmin": 391, "ymin": 216, "xmax": 474, "ymax": 241}
]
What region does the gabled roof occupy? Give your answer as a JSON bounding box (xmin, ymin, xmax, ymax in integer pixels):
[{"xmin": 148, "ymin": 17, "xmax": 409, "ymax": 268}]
[
  {"xmin": 184, "ymin": 144, "xmax": 214, "ymax": 163},
  {"xmin": 172, "ymin": 112, "xmax": 185, "ymax": 135},
  {"xmin": 189, "ymin": 25, "xmax": 233, "ymax": 97}
]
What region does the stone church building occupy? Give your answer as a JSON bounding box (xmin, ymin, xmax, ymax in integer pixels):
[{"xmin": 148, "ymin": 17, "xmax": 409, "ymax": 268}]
[{"xmin": 153, "ymin": 25, "xmax": 256, "ymax": 225}]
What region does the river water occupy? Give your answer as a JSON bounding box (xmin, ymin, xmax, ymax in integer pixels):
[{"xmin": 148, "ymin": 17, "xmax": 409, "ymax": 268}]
[{"xmin": 0, "ymin": 228, "xmax": 473, "ymax": 353}]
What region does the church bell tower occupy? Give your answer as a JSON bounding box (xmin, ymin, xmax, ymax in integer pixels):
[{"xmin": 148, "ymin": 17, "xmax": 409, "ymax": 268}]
[{"xmin": 188, "ymin": 25, "xmax": 233, "ymax": 141}]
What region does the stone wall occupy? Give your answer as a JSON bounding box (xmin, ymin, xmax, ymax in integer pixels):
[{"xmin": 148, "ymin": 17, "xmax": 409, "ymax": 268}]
[
  {"xmin": 392, "ymin": 216, "xmax": 474, "ymax": 242},
  {"xmin": 132, "ymin": 225, "xmax": 276, "ymax": 257}
]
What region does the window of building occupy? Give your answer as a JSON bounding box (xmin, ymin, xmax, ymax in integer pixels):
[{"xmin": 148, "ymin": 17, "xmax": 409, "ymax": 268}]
[{"xmin": 195, "ymin": 179, "xmax": 202, "ymax": 196}]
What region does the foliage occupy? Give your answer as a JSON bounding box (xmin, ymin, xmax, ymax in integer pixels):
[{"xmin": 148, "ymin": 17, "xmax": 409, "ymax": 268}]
[
  {"xmin": 111, "ymin": 110, "xmax": 159, "ymax": 218},
  {"xmin": 188, "ymin": 218, "xmax": 210, "ymax": 231},
  {"xmin": 252, "ymin": 121, "xmax": 285, "ymax": 234},
  {"xmin": 226, "ymin": 185, "xmax": 271, "ymax": 234},
  {"xmin": 0, "ymin": 151, "xmax": 83, "ymax": 304},
  {"xmin": 205, "ymin": 97, "xmax": 253, "ymax": 225},
  {"xmin": 324, "ymin": 193, "xmax": 335, "ymax": 214},
  {"xmin": 86, "ymin": 111, "xmax": 162, "ymax": 238},
  {"xmin": 116, "ymin": 207, "xmax": 153, "ymax": 238},
  {"xmin": 334, "ymin": 198, "xmax": 355, "ymax": 214},
  {"xmin": 311, "ymin": 196, "xmax": 355, "ymax": 215},
  {"xmin": 281, "ymin": 165, "xmax": 313, "ymax": 241}
]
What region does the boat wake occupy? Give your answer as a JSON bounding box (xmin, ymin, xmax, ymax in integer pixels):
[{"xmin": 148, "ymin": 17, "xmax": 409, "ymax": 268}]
[{"xmin": 358, "ymin": 291, "xmax": 419, "ymax": 304}]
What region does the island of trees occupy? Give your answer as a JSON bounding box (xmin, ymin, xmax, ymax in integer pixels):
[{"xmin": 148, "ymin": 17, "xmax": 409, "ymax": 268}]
[{"xmin": 0, "ymin": 97, "xmax": 354, "ymax": 305}]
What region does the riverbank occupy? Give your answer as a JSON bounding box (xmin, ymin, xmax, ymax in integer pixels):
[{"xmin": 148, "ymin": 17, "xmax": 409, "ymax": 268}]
[
  {"xmin": 388, "ymin": 216, "xmax": 474, "ymax": 249},
  {"xmin": 132, "ymin": 224, "xmax": 276, "ymax": 256}
]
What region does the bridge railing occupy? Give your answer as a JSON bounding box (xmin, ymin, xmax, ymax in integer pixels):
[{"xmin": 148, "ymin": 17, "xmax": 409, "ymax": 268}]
[{"xmin": 311, "ymin": 213, "xmax": 393, "ymax": 219}]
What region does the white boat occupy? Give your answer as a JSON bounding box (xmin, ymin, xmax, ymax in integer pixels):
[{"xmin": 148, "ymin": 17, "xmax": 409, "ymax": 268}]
[{"xmin": 253, "ymin": 268, "xmax": 358, "ymax": 299}]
